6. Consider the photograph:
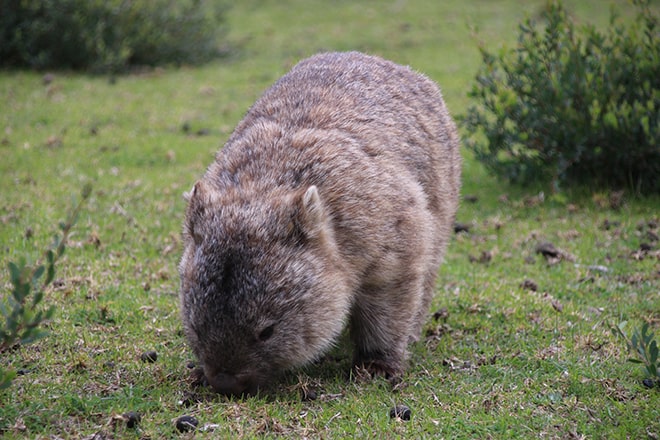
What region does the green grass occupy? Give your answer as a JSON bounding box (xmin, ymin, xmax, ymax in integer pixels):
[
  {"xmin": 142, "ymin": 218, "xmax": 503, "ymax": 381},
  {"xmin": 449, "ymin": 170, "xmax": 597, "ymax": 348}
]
[{"xmin": 1, "ymin": 0, "xmax": 659, "ymax": 438}]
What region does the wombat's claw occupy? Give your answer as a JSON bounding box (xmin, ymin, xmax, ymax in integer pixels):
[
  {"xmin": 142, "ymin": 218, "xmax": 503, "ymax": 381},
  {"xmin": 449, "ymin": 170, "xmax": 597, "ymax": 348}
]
[
  {"xmin": 189, "ymin": 367, "xmax": 209, "ymax": 388},
  {"xmin": 353, "ymin": 360, "xmax": 402, "ymax": 384},
  {"xmin": 352, "ymin": 364, "xmax": 374, "ymax": 383}
]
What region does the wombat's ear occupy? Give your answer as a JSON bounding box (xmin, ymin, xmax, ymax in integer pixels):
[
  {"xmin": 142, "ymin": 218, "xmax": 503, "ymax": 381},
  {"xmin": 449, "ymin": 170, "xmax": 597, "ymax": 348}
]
[
  {"xmin": 183, "ymin": 184, "xmax": 195, "ymax": 201},
  {"xmin": 303, "ymin": 185, "xmax": 324, "ymax": 223},
  {"xmin": 185, "ymin": 180, "xmax": 213, "ymax": 245},
  {"xmin": 293, "ymin": 185, "xmax": 328, "ymax": 239},
  {"xmin": 188, "ymin": 180, "xmax": 218, "ymax": 208},
  {"xmin": 190, "ymin": 180, "xmax": 209, "ymax": 200}
]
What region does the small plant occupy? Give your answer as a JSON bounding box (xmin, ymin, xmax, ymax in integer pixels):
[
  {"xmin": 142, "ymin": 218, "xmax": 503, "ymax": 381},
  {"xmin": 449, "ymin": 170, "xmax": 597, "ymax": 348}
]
[
  {"xmin": 610, "ymin": 321, "xmax": 659, "ymax": 382},
  {"xmin": 462, "ymin": 0, "xmax": 660, "ymax": 194},
  {"xmin": 0, "ymin": 184, "xmax": 92, "ymax": 389}
]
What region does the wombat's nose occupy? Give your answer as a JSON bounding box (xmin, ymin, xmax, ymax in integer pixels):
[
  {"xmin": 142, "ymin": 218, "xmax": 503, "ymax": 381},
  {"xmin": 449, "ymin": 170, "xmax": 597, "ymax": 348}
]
[{"xmin": 207, "ymin": 371, "xmax": 254, "ymax": 396}]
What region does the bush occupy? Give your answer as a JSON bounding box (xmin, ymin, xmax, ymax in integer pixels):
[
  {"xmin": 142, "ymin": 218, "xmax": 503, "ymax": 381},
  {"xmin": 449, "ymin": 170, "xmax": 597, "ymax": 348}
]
[
  {"xmin": 462, "ymin": 0, "xmax": 660, "ymax": 194},
  {"xmin": 0, "ymin": 0, "xmax": 229, "ymax": 73}
]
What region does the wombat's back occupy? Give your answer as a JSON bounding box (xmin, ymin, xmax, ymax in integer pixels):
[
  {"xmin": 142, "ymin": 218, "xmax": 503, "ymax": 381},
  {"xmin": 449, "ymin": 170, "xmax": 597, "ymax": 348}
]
[{"xmin": 209, "ymin": 51, "xmax": 460, "ymax": 249}]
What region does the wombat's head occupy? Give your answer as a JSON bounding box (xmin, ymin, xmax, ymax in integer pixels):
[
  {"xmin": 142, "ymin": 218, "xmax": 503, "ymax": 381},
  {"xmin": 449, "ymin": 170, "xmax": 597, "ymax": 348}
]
[{"xmin": 179, "ymin": 180, "xmax": 350, "ymax": 396}]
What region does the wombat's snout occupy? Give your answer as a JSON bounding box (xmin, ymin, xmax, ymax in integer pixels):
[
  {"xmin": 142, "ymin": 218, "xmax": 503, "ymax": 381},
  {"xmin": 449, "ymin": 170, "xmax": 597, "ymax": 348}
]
[{"xmin": 206, "ymin": 371, "xmax": 258, "ymax": 396}]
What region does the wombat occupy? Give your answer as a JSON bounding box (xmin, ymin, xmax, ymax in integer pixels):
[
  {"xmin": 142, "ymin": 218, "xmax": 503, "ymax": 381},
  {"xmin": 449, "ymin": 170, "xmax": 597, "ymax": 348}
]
[{"xmin": 179, "ymin": 51, "xmax": 461, "ymax": 396}]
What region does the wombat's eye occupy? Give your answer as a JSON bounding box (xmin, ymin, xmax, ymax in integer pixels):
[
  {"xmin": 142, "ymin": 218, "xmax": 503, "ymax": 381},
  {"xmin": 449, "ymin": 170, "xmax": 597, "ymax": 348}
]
[{"xmin": 257, "ymin": 324, "xmax": 275, "ymax": 342}]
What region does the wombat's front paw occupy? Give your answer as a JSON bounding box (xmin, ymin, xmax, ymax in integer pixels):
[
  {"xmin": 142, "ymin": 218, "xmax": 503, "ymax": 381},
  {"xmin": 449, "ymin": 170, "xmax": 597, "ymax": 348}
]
[
  {"xmin": 353, "ymin": 359, "xmax": 403, "ymax": 384},
  {"xmin": 189, "ymin": 366, "xmax": 209, "ymax": 388}
]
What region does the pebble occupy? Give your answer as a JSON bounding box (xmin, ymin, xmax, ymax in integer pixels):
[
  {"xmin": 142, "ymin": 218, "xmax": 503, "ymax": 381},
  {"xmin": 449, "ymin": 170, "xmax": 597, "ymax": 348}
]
[
  {"xmin": 389, "ymin": 405, "xmax": 411, "ymax": 421},
  {"xmin": 140, "ymin": 351, "xmax": 158, "ymax": 363},
  {"xmin": 175, "ymin": 415, "xmax": 199, "ymax": 432},
  {"xmin": 123, "ymin": 411, "xmax": 141, "ymax": 429},
  {"xmin": 642, "ymin": 378, "xmax": 656, "ymax": 389}
]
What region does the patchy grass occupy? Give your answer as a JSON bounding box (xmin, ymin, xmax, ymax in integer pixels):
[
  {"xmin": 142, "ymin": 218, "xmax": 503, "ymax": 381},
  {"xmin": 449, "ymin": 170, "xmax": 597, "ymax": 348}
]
[{"xmin": 1, "ymin": 0, "xmax": 659, "ymax": 438}]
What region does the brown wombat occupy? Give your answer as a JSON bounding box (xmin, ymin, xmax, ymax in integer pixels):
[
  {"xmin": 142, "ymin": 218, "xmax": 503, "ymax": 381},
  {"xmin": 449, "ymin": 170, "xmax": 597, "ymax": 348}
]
[{"xmin": 179, "ymin": 51, "xmax": 461, "ymax": 395}]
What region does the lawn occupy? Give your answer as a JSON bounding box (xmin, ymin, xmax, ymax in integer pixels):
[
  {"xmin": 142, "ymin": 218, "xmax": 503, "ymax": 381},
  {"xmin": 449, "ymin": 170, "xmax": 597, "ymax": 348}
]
[{"xmin": 1, "ymin": 0, "xmax": 659, "ymax": 438}]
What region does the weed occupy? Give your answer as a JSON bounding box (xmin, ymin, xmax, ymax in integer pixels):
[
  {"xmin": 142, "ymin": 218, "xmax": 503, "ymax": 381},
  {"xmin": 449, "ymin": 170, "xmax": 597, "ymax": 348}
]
[
  {"xmin": 0, "ymin": 184, "xmax": 92, "ymax": 389},
  {"xmin": 611, "ymin": 320, "xmax": 660, "ymax": 380}
]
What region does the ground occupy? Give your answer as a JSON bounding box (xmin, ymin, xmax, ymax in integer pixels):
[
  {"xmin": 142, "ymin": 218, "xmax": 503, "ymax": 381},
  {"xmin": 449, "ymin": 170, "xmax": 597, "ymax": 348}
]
[{"xmin": 1, "ymin": 0, "xmax": 658, "ymax": 438}]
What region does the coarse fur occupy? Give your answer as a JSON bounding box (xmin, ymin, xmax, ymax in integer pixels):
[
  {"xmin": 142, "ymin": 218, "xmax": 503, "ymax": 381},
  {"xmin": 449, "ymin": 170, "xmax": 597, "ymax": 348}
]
[{"xmin": 179, "ymin": 51, "xmax": 461, "ymax": 395}]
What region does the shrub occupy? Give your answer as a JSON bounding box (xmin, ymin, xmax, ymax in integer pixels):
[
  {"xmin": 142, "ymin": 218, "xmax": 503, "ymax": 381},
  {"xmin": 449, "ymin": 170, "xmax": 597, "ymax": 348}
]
[
  {"xmin": 462, "ymin": 0, "xmax": 660, "ymax": 194},
  {"xmin": 0, "ymin": 184, "xmax": 92, "ymax": 389},
  {"xmin": 0, "ymin": 0, "xmax": 229, "ymax": 73}
]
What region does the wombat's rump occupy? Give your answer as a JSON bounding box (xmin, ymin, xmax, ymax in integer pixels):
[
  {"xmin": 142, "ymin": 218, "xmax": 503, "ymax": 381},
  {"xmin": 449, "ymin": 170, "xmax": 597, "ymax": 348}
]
[{"xmin": 179, "ymin": 51, "xmax": 461, "ymax": 395}]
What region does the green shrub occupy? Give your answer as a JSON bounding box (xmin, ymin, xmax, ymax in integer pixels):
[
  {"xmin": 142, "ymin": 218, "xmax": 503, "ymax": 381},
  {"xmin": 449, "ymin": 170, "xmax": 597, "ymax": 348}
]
[
  {"xmin": 462, "ymin": 0, "xmax": 660, "ymax": 194},
  {"xmin": 0, "ymin": 0, "xmax": 229, "ymax": 73},
  {"xmin": 0, "ymin": 184, "xmax": 91, "ymax": 389}
]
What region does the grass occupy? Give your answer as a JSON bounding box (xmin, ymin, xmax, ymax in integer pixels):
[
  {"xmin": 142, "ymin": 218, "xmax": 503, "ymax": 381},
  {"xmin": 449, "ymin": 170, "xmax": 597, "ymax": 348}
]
[{"xmin": 1, "ymin": 0, "xmax": 659, "ymax": 438}]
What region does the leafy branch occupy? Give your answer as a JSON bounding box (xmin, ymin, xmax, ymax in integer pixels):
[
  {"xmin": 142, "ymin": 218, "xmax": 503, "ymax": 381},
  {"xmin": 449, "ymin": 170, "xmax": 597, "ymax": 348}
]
[
  {"xmin": 610, "ymin": 320, "xmax": 659, "ymax": 381},
  {"xmin": 0, "ymin": 183, "xmax": 92, "ymax": 389}
]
